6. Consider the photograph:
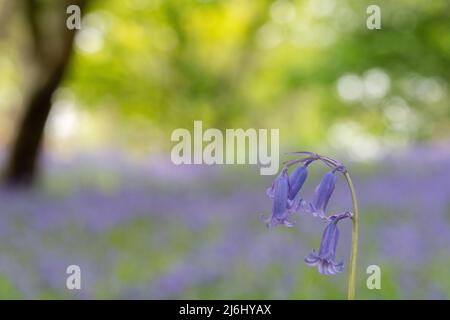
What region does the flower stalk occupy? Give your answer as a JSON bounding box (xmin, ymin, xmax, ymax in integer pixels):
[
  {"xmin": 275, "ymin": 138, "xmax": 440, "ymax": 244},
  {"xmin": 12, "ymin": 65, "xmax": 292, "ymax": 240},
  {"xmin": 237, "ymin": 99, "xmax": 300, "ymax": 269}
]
[{"xmin": 343, "ymin": 171, "xmax": 359, "ymax": 300}]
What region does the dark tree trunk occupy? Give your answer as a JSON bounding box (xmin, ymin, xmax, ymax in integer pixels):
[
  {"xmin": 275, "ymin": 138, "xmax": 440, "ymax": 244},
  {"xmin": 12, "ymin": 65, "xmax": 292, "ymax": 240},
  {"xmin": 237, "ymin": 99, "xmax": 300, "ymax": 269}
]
[
  {"xmin": 4, "ymin": 57, "xmax": 72, "ymax": 185},
  {"xmin": 3, "ymin": 0, "xmax": 88, "ymax": 186}
]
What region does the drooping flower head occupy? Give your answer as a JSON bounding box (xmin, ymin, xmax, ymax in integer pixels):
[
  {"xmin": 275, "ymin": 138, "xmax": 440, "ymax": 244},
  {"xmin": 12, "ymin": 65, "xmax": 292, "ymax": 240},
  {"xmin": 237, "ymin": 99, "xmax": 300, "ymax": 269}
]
[
  {"xmin": 309, "ymin": 171, "xmax": 337, "ymax": 218},
  {"xmin": 304, "ymin": 211, "xmax": 352, "ymax": 275},
  {"xmin": 261, "ymin": 151, "xmax": 358, "ymax": 285},
  {"xmin": 261, "ymin": 167, "xmax": 294, "ymax": 227}
]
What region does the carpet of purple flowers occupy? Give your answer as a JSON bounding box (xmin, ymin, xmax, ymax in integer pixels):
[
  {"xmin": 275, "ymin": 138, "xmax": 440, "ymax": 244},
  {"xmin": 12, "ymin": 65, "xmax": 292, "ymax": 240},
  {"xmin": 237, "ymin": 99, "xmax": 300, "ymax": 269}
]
[{"xmin": 0, "ymin": 143, "xmax": 449, "ymax": 299}]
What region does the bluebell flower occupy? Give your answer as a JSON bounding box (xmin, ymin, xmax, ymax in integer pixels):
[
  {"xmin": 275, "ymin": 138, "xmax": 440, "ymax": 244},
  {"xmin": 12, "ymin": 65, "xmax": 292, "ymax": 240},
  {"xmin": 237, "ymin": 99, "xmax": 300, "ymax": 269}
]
[
  {"xmin": 288, "ymin": 165, "xmax": 308, "ymax": 201},
  {"xmin": 304, "ymin": 212, "xmax": 351, "ymax": 275},
  {"xmin": 261, "ymin": 167, "xmax": 294, "ymax": 227},
  {"xmin": 266, "ymin": 164, "xmax": 308, "ymax": 202},
  {"xmin": 309, "ymin": 171, "xmax": 336, "ymax": 218}
]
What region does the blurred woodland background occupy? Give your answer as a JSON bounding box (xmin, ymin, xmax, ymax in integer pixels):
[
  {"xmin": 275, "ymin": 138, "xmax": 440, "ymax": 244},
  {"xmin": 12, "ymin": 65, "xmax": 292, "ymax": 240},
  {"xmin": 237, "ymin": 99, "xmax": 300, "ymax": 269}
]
[{"xmin": 0, "ymin": 0, "xmax": 449, "ymax": 299}]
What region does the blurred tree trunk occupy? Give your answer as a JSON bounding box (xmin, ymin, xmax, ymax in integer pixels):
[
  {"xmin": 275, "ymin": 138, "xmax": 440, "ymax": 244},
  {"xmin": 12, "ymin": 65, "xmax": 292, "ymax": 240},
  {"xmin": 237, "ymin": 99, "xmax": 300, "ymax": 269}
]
[{"xmin": 4, "ymin": 0, "xmax": 88, "ymax": 187}]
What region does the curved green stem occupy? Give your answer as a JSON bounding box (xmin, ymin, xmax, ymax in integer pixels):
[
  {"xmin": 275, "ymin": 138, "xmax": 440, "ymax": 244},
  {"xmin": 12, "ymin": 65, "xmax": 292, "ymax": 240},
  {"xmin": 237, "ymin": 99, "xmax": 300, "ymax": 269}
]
[{"xmin": 343, "ymin": 172, "xmax": 359, "ymax": 300}]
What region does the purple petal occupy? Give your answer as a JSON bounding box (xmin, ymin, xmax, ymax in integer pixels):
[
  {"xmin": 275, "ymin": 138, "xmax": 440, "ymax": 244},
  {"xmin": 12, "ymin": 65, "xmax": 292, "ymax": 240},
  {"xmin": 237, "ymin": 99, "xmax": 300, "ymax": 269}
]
[
  {"xmin": 288, "ymin": 165, "xmax": 308, "ymax": 200},
  {"xmin": 304, "ymin": 250, "xmax": 320, "ymax": 266}
]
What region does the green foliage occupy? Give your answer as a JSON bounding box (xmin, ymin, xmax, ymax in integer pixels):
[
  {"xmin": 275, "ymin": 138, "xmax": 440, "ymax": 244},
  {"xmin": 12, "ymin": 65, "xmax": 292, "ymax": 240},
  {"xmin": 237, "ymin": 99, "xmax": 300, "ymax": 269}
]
[{"xmin": 60, "ymin": 0, "xmax": 450, "ymax": 153}]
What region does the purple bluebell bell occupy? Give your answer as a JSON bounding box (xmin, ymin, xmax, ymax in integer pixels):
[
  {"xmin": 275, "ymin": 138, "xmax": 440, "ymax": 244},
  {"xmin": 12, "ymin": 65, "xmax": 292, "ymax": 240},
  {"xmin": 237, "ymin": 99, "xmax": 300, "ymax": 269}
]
[
  {"xmin": 261, "ymin": 167, "xmax": 294, "ymax": 227},
  {"xmin": 304, "ymin": 213, "xmax": 351, "ymax": 275},
  {"xmin": 288, "ymin": 165, "xmax": 308, "ymax": 201},
  {"xmin": 266, "ymin": 165, "xmax": 308, "ymax": 202},
  {"xmin": 309, "ymin": 171, "xmax": 336, "ymax": 218}
]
